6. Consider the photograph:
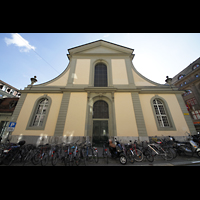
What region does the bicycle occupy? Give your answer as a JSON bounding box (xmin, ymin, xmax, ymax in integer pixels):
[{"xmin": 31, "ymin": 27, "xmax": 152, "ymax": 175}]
[
  {"xmin": 140, "ymin": 141, "xmax": 154, "ymax": 162},
  {"xmin": 32, "ymin": 143, "xmax": 51, "ymax": 166},
  {"xmin": 77, "ymin": 142, "xmax": 87, "ymax": 166},
  {"xmin": 81, "ymin": 141, "xmax": 98, "ymax": 165},
  {"xmin": 51, "ymin": 142, "xmax": 68, "ymax": 166},
  {"xmin": 121, "ymin": 142, "xmax": 134, "ymax": 164},
  {"xmin": 22, "ymin": 144, "xmax": 36, "ymax": 166},
  {"xmin": 131, "ymin": 140, "xmax": 144, "ymax": 162},
  {"xmin": 0, "ymin": 140, "xmax": 26, "ymax": 166},
  {"xmin": 148, "ymin": 141, "xmax": 174, "ymax": 161},
  {"xmin": 101, "ymin": 141, "xmax": 108, "ymax": 164}
]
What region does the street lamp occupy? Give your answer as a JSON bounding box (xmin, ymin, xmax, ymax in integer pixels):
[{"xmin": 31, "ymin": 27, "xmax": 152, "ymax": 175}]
[
  {"xmin": 165, "ymin": 76, "xmax": 174, "ymax": 91},
  {"xmin": 30, "ymin": 76, "xmax": 37, "ymax": 85},
  {"xmin": 165, "ymin": 76, "xmax": 172, "ymax": 86}
]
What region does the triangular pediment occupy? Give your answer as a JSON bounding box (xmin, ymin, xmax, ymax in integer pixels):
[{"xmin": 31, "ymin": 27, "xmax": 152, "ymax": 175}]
[
  {"xmin": 68, "ymin": 40, "xmax": 134, "ymax": 55},
  {"xmin": 81, "ymin": 46, "xmax": 122, "ymax": 54}
]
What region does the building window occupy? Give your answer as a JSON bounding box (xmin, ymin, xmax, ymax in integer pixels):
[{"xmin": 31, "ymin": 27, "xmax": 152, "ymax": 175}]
[
  {"xmin": 182, "ymin": 89, "xmax": 192, "ymax": 97},
  {"xmin": 193, "ymin": 64, "xmax": 199, "ymax": 70},
  {"xmin": 192, "ymin": 110, "xmax": 200, "ymax": 120},
  {"xmin": 94, "ymin": 63, "xmax": 107, "ymax": 87},
  {"xmin": 31, "ymin": 98, "xmax": 49, "ymax": 127},
  {"xmin": 0, "ymin": 121, "xmax": 9, "ymax": 137},
  {"xmin": 178, "ymin": 75, "xmax": 184, "ymax": 80},
  {"xmin": 93, "ymin": 100, "xmax": 109, "ymax": 119},
  {"xmin": 153, "ymin": 98, "xmax": 170, "ymax": 127},
  {"xmin": 186, "ymin": 98, "xmax": 197, "ymax": 110},
  {"xmin": 188, "ymin": 98, "xmax": 197, "ymax": 106}
]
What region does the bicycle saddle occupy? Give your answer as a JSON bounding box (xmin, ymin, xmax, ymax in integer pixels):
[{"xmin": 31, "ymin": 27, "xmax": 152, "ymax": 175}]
[{"xmin": 18, "ymin": 140, "xmax": 25, "ymax": 146}]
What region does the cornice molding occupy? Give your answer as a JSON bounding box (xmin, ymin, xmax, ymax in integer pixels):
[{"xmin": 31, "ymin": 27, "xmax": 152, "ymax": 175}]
[{"xmin": 21, "ymin": 85, "xmax": 183, "ymax": 94}]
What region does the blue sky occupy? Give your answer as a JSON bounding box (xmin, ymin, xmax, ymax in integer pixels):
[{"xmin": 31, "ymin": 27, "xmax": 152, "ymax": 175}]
[{"xmin": 0, "ymin": 33, "xmax": 200, "ymax": 90}]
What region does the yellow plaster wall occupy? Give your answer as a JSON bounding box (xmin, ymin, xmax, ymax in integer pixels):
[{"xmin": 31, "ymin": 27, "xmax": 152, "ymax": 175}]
[
  {"xmin": 73, "ymin": 59, "xmax": 90, "ymax": 84},
  {"xmin": 132, "ymin": 69, "xmax": 156, "ymax": 86},
  {"xmin": 139, "ymin": 94, "xmax": 190, "ymax": 137},
  {"xmin": 46, "ymin": 70, "xmax": 69, "ymax": 86},
  {"xmin": 12, "ymin": 93, "xmax": 63, "ymax": 136},
  {"xmin": 114, "ymin": 93, "xmax": 138, "ymax": 136},
  {"xmin": 63, "ymin": 93, "xmax": 87, "ymax": 136},
  {"xmin": 112, "ymin": 59, "xmax": 129, "ymax": 84}
]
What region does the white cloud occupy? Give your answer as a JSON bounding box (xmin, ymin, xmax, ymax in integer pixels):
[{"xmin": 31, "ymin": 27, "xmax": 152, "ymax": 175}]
[{"xmin": 4, "ymin": 33, "xmax": 36, "ymax": 52}]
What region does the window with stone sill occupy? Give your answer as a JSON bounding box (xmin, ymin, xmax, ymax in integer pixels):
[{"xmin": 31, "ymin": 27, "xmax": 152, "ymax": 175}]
[
  {"xmin": 153, "ymin": 98, "xmax": 170, "ymax": 128},
  {"xmin": 31, "ymin": 98, "xmax": 49, "ymax": 127}
]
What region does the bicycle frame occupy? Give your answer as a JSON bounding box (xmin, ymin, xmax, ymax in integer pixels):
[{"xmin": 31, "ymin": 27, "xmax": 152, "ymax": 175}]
[{"xmin": 148, "ymin": 143, "xmax": 167, "ymax": 156}]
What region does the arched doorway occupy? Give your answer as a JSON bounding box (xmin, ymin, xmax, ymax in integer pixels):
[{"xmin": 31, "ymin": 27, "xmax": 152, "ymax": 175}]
[{"xmin": 92, "ymin": 100, "xmax": 109, "ymax": 146}]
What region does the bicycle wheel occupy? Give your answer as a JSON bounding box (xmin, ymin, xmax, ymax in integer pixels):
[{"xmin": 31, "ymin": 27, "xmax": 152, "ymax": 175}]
[
  {"xmin": 126, "ymin": 149, "xmax": 134, "ymax": 163},
  {"xmin": 105, "ymin": 151, "xmax": 108, "ymax": 164},
  {"xmin": 144, "ymin": 149, "xmax": 154, "ymax": 162},
  {"xmin": 93, "ymin": 149, "xmax": 99, "ymax": 163},
  {"xmin": 69, "ymin": 154, "xmax": 74, "ymax": 166},
  {"xmin": 132, "ymin": 149, "xmax": 143, "ymax": 162},
  {"xmin": 75, "ymin": 152, "xmax": 80, "ymax": 166},
  {"xmin": 41, "ymin": 153, "xmax": 49, "ymax": 166},
  {"xmin": 82, "ymin": 148, "xmax": 86, "ymax": 166},
  {"xmin": 23, "ymin": 150, "xmax": 33, "ymax": 166},
  {"xmin": 169, "ymin": 147, "xmax": 177, "ymax": 159},
  {"xmin": 51, "ymin": 152, "xmax": 58, "ymax": 166},
  {"xmin": 32, "ymin": 150, "xmax": 41, "ymax": 165},
  {"xmin": 3, "ymin": 152, "xmax": 14, "ymax": 165},
  {"xmin": 64, "ymin": 154, "xmax": 70, "ymax": 166},
  {"xmin": 161, "ymin": 147, "xmax": 174, "ymax": 161},
  {"xmin": 87, "ymin": 148, "xmax": 93, "ymax": 163}
]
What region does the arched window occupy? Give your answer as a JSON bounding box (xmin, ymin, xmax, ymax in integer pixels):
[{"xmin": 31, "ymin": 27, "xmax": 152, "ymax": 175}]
[
  {"xmin": 193, "ymin": 64, "xmax": 199, "ymax": 70},
  {"xmin": 94, "ymin": 63, "xmax": 107, "ymax": 87},
  {"xmin": 93, "ymin": 100, "xmax": 109, "ymax": 119},
  {"xmin": 178, "ymin": 74, "xmax": 184, "ymax": 80},
  {"xmin": 153, "ymin": 98, "xmax": 170, "ymax": 127},
  {"xmin": 32, "ymin": 98, "xmax": 49, "ymax": 127}
]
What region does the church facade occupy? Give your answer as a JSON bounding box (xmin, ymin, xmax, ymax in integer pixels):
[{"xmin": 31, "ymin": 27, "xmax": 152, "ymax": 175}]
[{"xmin": 11, "ymin": 40, "xmax": 196, "ymax": 144}]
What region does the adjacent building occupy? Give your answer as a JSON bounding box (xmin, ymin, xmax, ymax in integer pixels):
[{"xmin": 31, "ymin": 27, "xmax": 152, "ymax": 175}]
[
  {"xmin": 10, "ymin": 40, "xmax": 196, "ymax": 144},
  {"xmin": 0, "ymin": 80, "xmax": 21, "ymax": 98},
  {"xmin": 0, "ymin": 80, "xmax": 20, "ymax": 138},
  {"xmin": 171, "ymin": 57, "xmax": 200, "ymax": 133}
]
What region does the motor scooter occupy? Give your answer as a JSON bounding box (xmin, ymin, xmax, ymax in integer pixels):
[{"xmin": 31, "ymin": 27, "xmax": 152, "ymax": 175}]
[
  {"xmin": 108, "ymin": 138, "xmax": 127, "ymax": 165},
  {"xmin": 169, "ymin": 132, "xmax": 200, "ymax": 157}
]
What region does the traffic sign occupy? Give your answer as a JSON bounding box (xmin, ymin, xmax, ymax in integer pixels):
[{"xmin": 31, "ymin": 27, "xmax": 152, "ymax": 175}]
[{"xmin": 7, "ymin": 122, "xmax": 17, "ymax": 132}]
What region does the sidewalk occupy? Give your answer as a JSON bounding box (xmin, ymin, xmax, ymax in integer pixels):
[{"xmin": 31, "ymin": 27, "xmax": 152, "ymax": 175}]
[
  {"xmin": 87, "ymin": 154, "xmax": 200, "ymax": 166},
  {"xmin": 2, "ymin": 147, "xmax": 200, "ymax": 166},
  {"xmin": 90, "ymin": 147, "xmax": 200, "ymax": 166}
]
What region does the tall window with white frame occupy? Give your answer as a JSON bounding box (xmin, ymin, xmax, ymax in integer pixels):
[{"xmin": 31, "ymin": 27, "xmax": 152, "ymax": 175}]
[
  {"xmin": 153, "ymin": 98, "xmax": 170, "ymax": 127},
  {"xmin": 32, "ymin": 98, "xmax": 49, "ymax": 127}
]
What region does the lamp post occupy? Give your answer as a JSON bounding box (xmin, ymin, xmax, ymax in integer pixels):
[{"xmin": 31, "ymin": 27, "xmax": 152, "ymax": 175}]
[
  {"xmin": 165, "ymin": 76, "xmax": 172, "ymax": 85},
  {"xmin": 30, "ymin": 76, "xmax": 37, "ymax": 85},
  {"xmin": 165, "ymin": 76, "xmax": 173, "ymax": 90}
]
